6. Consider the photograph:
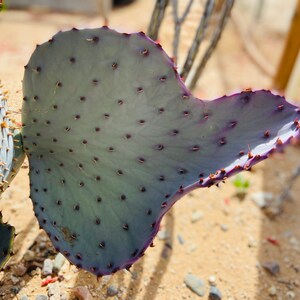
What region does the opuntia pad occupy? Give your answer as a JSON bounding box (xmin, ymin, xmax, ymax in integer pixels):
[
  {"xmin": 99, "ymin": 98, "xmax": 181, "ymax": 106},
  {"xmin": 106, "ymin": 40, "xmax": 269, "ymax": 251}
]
[{"xmin": 22, "ymin": 27, "xmax": 300, "ymax": 276}]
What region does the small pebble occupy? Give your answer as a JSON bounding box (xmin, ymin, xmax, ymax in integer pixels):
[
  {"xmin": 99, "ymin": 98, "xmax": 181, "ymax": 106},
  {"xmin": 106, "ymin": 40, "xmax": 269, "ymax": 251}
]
[
  {"xmin": 107, "ymin": 285, "xmax": 118, "ymax": 297},
  {"xmin": 289, "ymin": 237, "xmax": 299, "ymax": 246},
  {"xmin": 10, "ymin": 286, "xmax": 21, "ymax": 294},
  {"xmin": 60, "ymin": 294, "xmax": 68, "ymax": 300},
  {"xmin": 48, "ymin": 282, "xmax": 61, "ymax": 300},
  {"xmin": 20, "ymin": 295, "xmax": 30, "ymax": 300},
  {"xmin": 157, "ymin": 230, "xmax": 169, "ymax": 240},
  {"xmin": 13, "ymin": 262, "xmax": 27, "ymax": 276},
  {"xmin": 209, "ymin": 286, "xmax": 222, "ymax": 300},
  {"xmin": 262, "ymin": 261, "xmax": 280, "ymax": 275},
  {"xmin": 74, "ymin": 286, "xmax": 92, "ymax": 300},
  {"xmin": 268, "ymin": 285, "xmax": 277, "ymax": 296},
  {"xmin": 191, "ymin": 211, "xmax": 204, "ymax": 223},
  {"xmin": 35, "ymin": 295, "xmax": 48, "ymax": 300},
  {"xmin": 251, "ymin": 192, "xmax": 273, "ymax": 208},
  {"xmin": 53, "ymin": 253, "xmax": 66, "ymax": 274},
  {"xmin": 10, "ymin": 275, "xmax": 21, "ymax": 285},
  {"xmin": 177, "ymin": 234, "xmax": 184, "ymax": 245},
  {"xmin": 31, "ymin": 267, "xmax": 41, "ymax": 277},
  {"xmin": 247, "ymin": 236, "xmax": 257, "ymax": 248},
  {"xmin": 188, "ymin": 244, "xmax": 198, "ymax": 253},
  {"xmin": 184, "ymin": 274, "xmax": 206, "ymax": 297},
  {"xmin": 42, "ymin": 259, "xmax": 53, "ymax": 277},
  {"xmin": 220, "ymin": 224, "xmax": 228, "ymax": 232},
  {"xmin": 286, "ymin": 291, "xmax": 296, "ymax": 299},
  {"xmin": 208, "ymin": 275, "xmax": 216, "ymax": 286},
  {"xmin": 161, "ymin": 245, "xmax": 170, "ymax": 259},
  {"xmin": 101, "ymin": 275, "xmax": 112, "ymax": 284}
]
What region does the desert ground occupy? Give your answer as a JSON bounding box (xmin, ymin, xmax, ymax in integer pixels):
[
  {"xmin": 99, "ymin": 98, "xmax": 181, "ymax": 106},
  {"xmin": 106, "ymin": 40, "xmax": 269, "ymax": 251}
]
[{"xmin": 0, "ymin": 0, "xmax": 300, "ymax": 299}]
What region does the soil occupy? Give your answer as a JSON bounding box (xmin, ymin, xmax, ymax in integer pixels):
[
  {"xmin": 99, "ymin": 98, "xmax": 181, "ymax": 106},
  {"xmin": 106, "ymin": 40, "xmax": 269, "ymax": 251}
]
[{"xmin": 0, "ymin": 0, "xmax": 300, "ymax": 299}]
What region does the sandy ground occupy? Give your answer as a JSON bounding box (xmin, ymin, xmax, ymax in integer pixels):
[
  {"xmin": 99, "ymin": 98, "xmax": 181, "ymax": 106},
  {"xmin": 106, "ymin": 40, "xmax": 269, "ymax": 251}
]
[{"xmin": 0, "ymin": 0, "xmax": 300, "ymax": 299}]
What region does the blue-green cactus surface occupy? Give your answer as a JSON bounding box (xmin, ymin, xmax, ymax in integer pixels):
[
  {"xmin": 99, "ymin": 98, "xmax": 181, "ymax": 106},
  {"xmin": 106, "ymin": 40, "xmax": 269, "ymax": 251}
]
[{"xmin": 22, "ymin": 27, "xmax": 300, "ymax": 276}]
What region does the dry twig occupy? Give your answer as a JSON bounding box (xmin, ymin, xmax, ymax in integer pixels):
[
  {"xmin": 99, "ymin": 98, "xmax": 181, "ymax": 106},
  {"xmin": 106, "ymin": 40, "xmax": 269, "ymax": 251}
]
[
  {"xmin": 180, "ymin": 0, "xmax": 216, "ymax": 80},
  {"xmin": 171, "ymin": 0, "xmax": 195, "ymax": 60},
  {"xmin": 147, "ymin": 0, "xmax": 170, "ymax": 41},
  {"xmin": 188, "ymin": 0, "xmax": 235, "ymax": 90}
]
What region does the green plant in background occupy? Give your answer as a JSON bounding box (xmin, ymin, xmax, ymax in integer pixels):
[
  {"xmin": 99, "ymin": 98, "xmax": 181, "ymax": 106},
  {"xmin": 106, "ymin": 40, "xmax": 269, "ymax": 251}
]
[{"xmin": 232, "ymin": 174, "xmax": 250, "ymax": 200}]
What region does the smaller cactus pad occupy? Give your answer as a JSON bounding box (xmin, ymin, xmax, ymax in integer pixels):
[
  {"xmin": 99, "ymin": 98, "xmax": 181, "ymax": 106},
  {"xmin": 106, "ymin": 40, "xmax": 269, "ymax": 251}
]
[
  {"xmin": 0, "ymin": 89, "xmax": 25, "ymax": 193},
  {"xmin": 0, "ymin": 212, "xmax": 14, "ymax": 269},
  {"xmin": 22, "ymin": 27, "xmax": 300, "ymax": 276}
]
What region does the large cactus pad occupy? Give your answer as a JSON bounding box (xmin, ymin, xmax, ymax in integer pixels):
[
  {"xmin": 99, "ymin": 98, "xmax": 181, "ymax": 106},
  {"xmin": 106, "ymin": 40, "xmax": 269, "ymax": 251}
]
[{"xmin": 22, "ymin": 27, "xmax": 300, "ymax": 276}]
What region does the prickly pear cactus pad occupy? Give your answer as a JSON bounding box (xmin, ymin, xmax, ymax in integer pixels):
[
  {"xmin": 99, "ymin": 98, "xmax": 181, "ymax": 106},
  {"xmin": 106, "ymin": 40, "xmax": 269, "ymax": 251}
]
[
  {"xmin": 0, "ymin": 90, "xmax": 25, "ymax": 193},
  {"xmin": 22, "ymin": 27, "xmax": 300, "ymax": 276},
  {"xmin": 0, "ymin": 212, "xmax": 14, "ymax": 269}
]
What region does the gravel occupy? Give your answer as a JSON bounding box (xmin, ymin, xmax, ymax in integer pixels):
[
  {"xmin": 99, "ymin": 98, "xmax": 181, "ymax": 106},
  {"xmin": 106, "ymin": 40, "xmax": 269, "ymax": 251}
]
[
  {"xmin": 42, "ymin": 259, "xmax": 53, "ymax": 277},
  {"xmin": 184, "ymin": 274, "xmax": 206, "ymax": 297},
  {"xmin": 35, "ymin": 295, "xmax": 48, "ymax": 300},
  {"xmin": 107, "ymin": 285, "xmax": 119, "ymax": 297},
  {"xmin": 262, "ymin": 261, "xmax": 280, "ymax": 275},
  {"xmin": 251, "ymin": 192, "xmax": 273, "ymax": 208},
  {"xmin": 48, "ymin": 282, "xmax": 61, "ymax": 300},
  {"xmin": 177, "ymin": 234, "xmax": 185, "ymax": 244},
  {"xmin": 74, "ymin": 286, "xmax": 93, "ymax": 300},
  {"xmin": 268, "ymin": 285, "xmax": 277, "ymax": 296},
  {"xmin": 13, "ymin": 263, "xmax": 27, "ymax": 276},
  {"xmin": 10, "ymin": 286, "xmax": 21, "ymax": 294},
  {"xmin": 10, "ymin": 275, "xmax": 21, "ymax": 285},
  {"xmin": 208, "ymin": 275, "xmax": 216, "ymax": 286},
  {"xmin": 157, "ymin": 230, "xmax": 170, "ymax": 240},
  {"xmin": 191, "ymin": 211, "xmax": 204, "ymax": 223},
  {"xmin": 209, "ymin": 286, "xmax": 222, "ymax": 300},
  {"xmin": 220, "ymin": 224, "xmax": 229, "ymax": 232},
  {"xmin": 286, "ymin": 291, "xmax": 296, "ymax": 299},
  {"xmin": 53, "ymin": 253, "xmax": 66, "ymax": 274}
]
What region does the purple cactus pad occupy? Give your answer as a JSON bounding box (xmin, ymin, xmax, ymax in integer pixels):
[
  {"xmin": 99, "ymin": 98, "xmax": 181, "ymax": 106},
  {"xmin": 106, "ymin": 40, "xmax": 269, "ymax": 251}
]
[{"xmin": 22, "ymin": 27, "xmax": 300, "ymax": 276}]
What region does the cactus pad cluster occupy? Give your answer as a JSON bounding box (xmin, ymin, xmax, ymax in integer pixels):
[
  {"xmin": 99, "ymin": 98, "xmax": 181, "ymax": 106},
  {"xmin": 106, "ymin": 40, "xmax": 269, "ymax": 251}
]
[{"xmin": 20, "ymin": 27, "xmax": 300, "ymax": 276}]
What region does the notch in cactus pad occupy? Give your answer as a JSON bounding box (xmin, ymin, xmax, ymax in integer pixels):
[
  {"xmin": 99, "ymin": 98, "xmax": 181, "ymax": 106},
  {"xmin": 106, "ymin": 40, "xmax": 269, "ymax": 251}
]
[{"xmin": 22, "ymin": 27, "xmax": 300, "ymax": 276}]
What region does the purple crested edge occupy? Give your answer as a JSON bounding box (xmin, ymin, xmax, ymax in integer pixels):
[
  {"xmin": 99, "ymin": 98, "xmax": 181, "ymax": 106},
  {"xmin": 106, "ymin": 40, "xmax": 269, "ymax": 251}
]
[{"xmin": 118, "ymin": 92, "xmax": 300, "ymax": 274}]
